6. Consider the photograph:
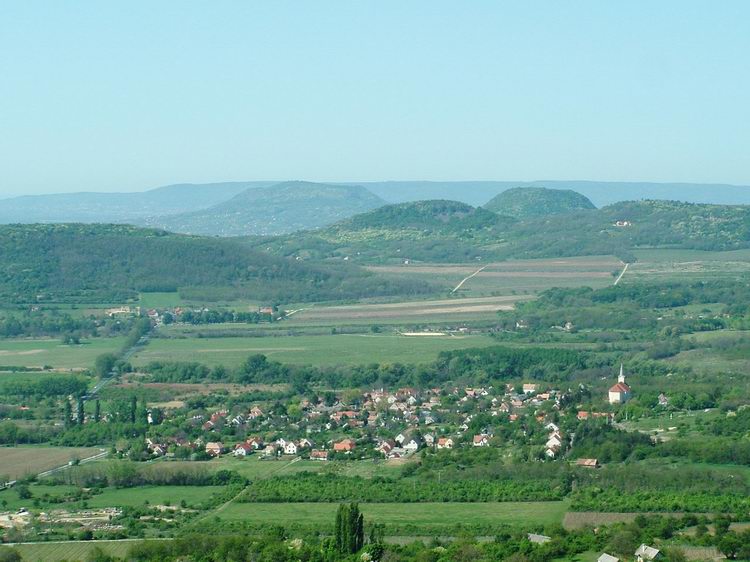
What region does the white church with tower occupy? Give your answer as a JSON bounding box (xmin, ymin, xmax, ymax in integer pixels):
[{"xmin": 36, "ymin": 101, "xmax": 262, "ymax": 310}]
[{"xmin": 608, "ymin": 364, "xmax": 632, "ymax": 404}]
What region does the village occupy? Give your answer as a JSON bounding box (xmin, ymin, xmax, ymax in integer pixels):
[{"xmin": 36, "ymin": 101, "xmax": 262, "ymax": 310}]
[{"xmin": 138, "ymin": 366, "xmax": 651, "ymax": 469}]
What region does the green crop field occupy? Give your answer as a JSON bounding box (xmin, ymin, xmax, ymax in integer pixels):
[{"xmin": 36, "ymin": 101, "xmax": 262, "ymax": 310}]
[
  {"xmin": 139, "ymin": 291, "xmax": 185, "ymax": 308},
  {"xmin": 218, "ymin": 501, "xmax": 568, "ymax": 529},
  {"xmin": 12, "ymin": 539, "xmax": 150, "ymax": 562},
  {"xmin": 0, "ymin": 446, "xmax": 104, "ymax": 480},
  {"xmin": 0, "ymin": 337, "xmax": 126, "ymax": 370},
  {"xmin": 132, "ymin": 333, "xmax": 498, "ymax": 367},
  {"xmin": 85, "ymin": 485, "xmax": 224, "ymax": 508}
]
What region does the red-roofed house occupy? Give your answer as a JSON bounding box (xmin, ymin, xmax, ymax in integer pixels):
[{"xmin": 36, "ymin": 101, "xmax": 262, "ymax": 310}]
[{"xmin": 333, "ymin": 438, "xmax": 356, "ymax": 452}]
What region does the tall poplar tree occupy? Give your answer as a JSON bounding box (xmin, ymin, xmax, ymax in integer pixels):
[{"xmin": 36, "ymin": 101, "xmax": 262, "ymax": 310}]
[
  {"xmin": 63, "ymin": 399, "xmax": 73, "ymax": 428},
  {"xmin": 334, "ymin": 503, "xmax": 364, "ymax": 554}
]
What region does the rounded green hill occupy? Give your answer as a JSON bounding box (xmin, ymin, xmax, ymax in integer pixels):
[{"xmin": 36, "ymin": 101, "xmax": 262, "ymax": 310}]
[{"xmin": 484, "ymin": 187, "xmax": 596, "ymax": 218}]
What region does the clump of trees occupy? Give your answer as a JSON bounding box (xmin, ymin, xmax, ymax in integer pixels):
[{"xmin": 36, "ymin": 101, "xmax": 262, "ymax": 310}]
[
  {"xmin": 334, "ymin": 502, "xmax": 364, "ymax": 555},
  {"xmin": 144, "ymin": 344, "xmax": 590, "ymax": 388}
]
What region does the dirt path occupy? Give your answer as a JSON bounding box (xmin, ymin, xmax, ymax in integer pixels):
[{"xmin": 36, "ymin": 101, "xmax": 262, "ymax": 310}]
[
  {"xmin": 36, "ymin": 451, "xmax": 108, "ymax": 479},
  {"xmin": 613, "ymin": 262, "xmax": 629, "ymax": 285},
  {"xmin": 451, "ymin": 266, "xmax": 487, "ymax": 293},
  {"xmin": 191, "ymin": 456, "xmax": 302, "ymax": 525}
]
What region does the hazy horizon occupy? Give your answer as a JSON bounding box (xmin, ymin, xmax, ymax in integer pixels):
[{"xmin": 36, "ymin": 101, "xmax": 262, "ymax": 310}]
[{"xmin": 5, "ymin": 177, "xmax": 750, "ymax": 201}]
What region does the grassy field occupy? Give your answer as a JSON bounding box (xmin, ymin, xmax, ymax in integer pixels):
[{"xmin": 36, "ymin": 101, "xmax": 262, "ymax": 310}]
[
  {"xmin": 85, "ymin": 485, "xmax": 223, "ymax": 508},
  {"xmin": 218, "ymin": 501, "xmax": 568, "ymax": 529},
  {"xmin": 132, "ymin": 332, "xmax": 498, "ymax": 367},
  {"xmin": 0, "ymin": 446, "xmax": 104, "ymax": 480},
  {"xmin": 0, "ymin": 337, "xmax": 126, "ymax": 370},
  {"xmin": 0, "ymin": 484, "xmax": 78, "ymax": 511},
  {"xmin": 11, "ymin": 540, "xmax": 142, "ymax": 562},
  {"xmin": 139, "ymin": 291, "xmax": 185, "ymax": 308}
]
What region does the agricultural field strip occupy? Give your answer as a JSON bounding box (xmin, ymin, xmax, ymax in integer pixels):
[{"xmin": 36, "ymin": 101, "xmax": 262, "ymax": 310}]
[
  {"xmin": 131, "ymin": 333, "xmax": 498, "ymax": 367},
  {"xmin": 217, "ymin": 501, "xmax": 569, "ymax": 527},
  {"xmin": 367, "ymin": 256, "xmax": 622, "ymax": 274},
  {"xmin": 1, "ymin": 447, "xmax": 105, "ymax": 481},
  {"xmin": 293, "ymin": 295, "xmax": 531, "ymax": 321}
]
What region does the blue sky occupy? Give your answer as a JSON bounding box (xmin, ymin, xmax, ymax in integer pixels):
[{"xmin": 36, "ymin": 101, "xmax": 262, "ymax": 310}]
[{"xmin": 1, "ymin": 1, "xmax": 748, "ymax": 197}]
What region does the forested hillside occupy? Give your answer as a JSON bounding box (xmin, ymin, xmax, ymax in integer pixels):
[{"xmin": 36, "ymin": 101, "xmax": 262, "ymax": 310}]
[
  {"xmin": 252, "ymin": 199, "xmax": 750, "ymax": 264},
  {"xmin": 484, "ymin": 187, "xmax": 596, "ymax": 218},
  {"xmin": 244, "ymin": 200, "xmax": 516, "ymax": 262},
  {"xmin": 0, "ymin": 224, "xmax": 431, "ymax": 303}
]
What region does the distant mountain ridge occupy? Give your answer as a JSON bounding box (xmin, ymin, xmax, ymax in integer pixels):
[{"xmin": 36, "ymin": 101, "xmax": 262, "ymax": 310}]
[
  {"xmin": 360, "ymin": 181, "xmax": 750, "ymax": 207},
  {"xmin": 484, "ymin": 187, "xmax": 596, "ymax": 217},
  {"xmin": 0, "ymin": 182, "xmax": 274, "ymax": 223},
  {"xmin": 142, "ymin": 181, "xmax": 387, "ymax": 236},
  {"xmin": 3, "ymin": 179, "xmax": 750, "ymax": 236}
]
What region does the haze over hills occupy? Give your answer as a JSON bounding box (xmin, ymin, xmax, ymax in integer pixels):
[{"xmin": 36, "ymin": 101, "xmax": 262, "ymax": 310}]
[
  {"xmin": 484, "ymin": 187, "xmax": 596, "ymax": 218},
  {"xmin": 361, "ymin": 181, "xmax": 750, "ymax": 207},
  {"xmin": 140, "ymin": 181, "xmax": 387, "ymax": 236},
  {"xmin": 0, "ymin": 182, "xmax": 273, "ymax": 224},
  {"xmin": 2, "ymin": 179, "xmax": 750, "ymax": 239}
]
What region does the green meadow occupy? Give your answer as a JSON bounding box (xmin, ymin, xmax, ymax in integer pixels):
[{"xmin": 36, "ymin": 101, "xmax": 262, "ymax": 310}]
[
  {"xmin": 85, "ymin": 485, "xmax": 224, "ymax": 508},
  {"xmin": 132, "ymin": 333, "xmax": 498, "ymax": 368},
  {"xmin": 218, "ymin": 501, "xmax": 568, "ymax": 529},
  {"xmin": 0, "ymin": 337, "xmax": 126, "ymax": 370}
]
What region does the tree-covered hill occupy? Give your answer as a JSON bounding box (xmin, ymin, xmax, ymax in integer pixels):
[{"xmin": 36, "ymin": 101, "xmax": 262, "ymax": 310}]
[
  {"xmin": 484, "ymin": 187, "xmax": 596, "ymax": 218},
  {"xmin": 142, "ymin": 181, "xmax": 387, "ymax": 236},
  {"xmin": 331, "ymin": 200, "xmax": 512, "ymax": 236},
  {"xmin": 503, "ymin": 200, "xmax": 750, "ymax": 260},
  {"xmin": 246, "ymin": 200, "xmax": 517, "ymax": 263},
  {"xmin": 0, "ymin": 224, "xmax": 431, "ymax": 303},
  {"xmin": 248, "ymin": 199, "xmax": 750, "ymax": 264}
]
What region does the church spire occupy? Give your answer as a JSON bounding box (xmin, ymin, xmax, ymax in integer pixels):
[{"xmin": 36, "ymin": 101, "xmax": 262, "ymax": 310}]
[{"xmin": 618, "ymin": 363, "xmax": 626, "ymax": 384}]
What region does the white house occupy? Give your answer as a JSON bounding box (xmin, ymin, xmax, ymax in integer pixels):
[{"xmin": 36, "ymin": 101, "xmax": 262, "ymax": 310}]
[
  {"xmin": 437, "ymin": 437, "xmax": 454, "ymax": 449},
  {"xmin": 234, "ymin": 443, "xmax": 253, "ymax": 457},
  {"xmin": 402, "ymin": 436, "xmax": 423, "ymax": 453},
  {"xmin": 635, "ymin": 544, "xmax": 662, "ymax": 562},
  {"xmin": 473, "ymin": 434, "xmax": 490, "ymax": 447}
]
